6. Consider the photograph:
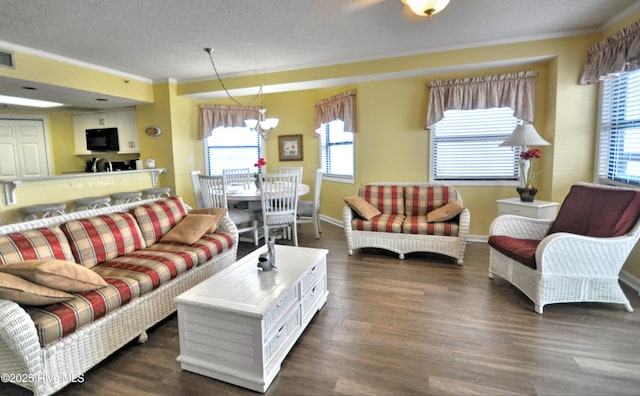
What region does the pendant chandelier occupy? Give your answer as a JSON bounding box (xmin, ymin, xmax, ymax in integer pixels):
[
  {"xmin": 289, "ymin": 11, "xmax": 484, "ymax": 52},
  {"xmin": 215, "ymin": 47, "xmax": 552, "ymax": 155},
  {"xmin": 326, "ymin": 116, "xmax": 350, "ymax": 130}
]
[
  {"xmin": 205, "ymin": 48, "xmax": 279, "ymax": 139},
  {"xmin": 402, "ymin": 0, "xmax": 450, "ymax": 19}
]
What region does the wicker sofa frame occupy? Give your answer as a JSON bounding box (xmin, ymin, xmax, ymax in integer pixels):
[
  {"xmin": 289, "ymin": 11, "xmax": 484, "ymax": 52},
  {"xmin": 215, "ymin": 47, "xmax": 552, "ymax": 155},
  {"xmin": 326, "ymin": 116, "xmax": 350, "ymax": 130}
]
[
  {"xmin": 343, "ymin": 182, "xmax": 470, "ymax": 264},
  {"xmin": 0, "ymin": 199, "xmax": 239, "ymax": 396},
  {"xmin": 489, "ymin": 182, "xmax": 640, "ymax": 314}
]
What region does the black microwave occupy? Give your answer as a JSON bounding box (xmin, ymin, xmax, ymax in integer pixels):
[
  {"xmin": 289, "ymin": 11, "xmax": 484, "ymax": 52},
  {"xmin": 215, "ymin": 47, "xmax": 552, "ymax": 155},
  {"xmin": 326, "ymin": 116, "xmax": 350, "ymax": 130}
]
[{"xmin": 85, "ymin": 128, "xmax": 119, "ymax": 151}]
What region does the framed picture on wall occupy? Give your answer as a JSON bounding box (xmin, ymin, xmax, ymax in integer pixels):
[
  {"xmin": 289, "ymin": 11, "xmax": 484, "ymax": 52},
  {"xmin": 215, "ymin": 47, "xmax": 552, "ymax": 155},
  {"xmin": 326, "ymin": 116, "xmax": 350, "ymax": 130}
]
[{"xmin": 278, "ymin": 134, "xmax": 303, "ymax": 161}]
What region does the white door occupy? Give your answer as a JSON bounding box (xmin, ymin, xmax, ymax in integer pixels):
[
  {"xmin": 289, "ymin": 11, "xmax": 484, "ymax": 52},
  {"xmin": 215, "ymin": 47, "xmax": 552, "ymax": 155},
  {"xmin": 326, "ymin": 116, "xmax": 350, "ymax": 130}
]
[{"xmin": 0, "ymin": 119, "xmax": 50, "ymax": 178}]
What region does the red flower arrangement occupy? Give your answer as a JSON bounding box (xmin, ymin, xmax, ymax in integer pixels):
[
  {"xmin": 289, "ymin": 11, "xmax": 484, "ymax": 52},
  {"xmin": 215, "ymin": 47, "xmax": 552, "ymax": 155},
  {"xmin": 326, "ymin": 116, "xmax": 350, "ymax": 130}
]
[
  {"xmin": 519, "ymin": 148, "xmax": 542, "ymax": 187},
  {"xmin": 254, "ymin": 157, "xmax": 266, "ymax": 172}
]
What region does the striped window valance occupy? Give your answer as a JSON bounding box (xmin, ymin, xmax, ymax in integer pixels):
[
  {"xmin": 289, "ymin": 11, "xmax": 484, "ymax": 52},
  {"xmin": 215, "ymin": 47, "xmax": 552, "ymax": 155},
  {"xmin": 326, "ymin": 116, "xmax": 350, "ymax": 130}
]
[
  {"xmin": 426, "ymin": 71, "xmax": 538, "ymax": 129},
  {"xmin": 199, "ymin": 104, "xmax": 261, "ymax": 140},
  {"xmin": 314, "ymin": 90, "xmax": 357, "ymax": 133},
  {"xmin": 580, "ymin": 19, "xmax": 640, "ymax": 85}
]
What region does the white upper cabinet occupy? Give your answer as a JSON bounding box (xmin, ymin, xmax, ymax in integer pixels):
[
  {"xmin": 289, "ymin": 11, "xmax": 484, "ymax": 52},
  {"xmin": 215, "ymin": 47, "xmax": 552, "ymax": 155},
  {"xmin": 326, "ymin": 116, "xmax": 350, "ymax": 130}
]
[
  {"xmin": 73, "ymin": 109, "xmax": 138, "ymax": 155},
  {"xmin": 116, "ymin": 109, "xmax": 138, "ymax": 154}
]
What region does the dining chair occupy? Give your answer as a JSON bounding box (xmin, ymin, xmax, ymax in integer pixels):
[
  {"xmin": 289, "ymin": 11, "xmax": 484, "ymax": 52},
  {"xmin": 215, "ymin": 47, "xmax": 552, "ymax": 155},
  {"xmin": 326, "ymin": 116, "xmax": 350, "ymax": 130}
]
[
  {"xmin": 222, "ymin": 168, "xmax": 253, "ymax": 190},
  {"xmin": 191, "ymin": 170, "xmax": 259, "ymax": 246},
  {"xmin": 297, "ymin": 168, "xmax": 323, "ymax": 239},
  {"xmin": 189, "ymin": 170, "xmax": 205, "ymax": 208},
  {"xmin": 279, "ymin": 166, "xmax": 303, "ymax": 180},
  {"xmin": 259, "ymin": 172, "xmax": 299, "ymax": 246}
]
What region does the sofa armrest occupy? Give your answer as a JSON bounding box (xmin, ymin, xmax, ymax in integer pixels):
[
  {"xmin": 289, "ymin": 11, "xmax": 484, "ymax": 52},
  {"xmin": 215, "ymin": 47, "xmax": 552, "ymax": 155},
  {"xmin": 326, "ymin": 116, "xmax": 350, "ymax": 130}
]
[
  {"xmin": 489, "ymin": 214, "xmax": 553, "ymax": 240},
  {"xmin": 217, "ymin": 216, "xmax": 239, "ymax": 243},
  {"xmin": 342, "ymin": 205, "xmax": 355, "ymax": 232},
  {"xmin": 0, "ymin": 299, "xmax": 43, "ymax": 380}
]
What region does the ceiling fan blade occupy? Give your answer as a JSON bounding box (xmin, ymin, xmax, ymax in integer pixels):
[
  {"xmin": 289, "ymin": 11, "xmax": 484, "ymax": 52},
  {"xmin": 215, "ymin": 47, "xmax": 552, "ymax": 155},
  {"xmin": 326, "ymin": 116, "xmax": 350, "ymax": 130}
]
[{"xmin": 341, "ymin": 0, "xmax": 385, "ymax": 13}]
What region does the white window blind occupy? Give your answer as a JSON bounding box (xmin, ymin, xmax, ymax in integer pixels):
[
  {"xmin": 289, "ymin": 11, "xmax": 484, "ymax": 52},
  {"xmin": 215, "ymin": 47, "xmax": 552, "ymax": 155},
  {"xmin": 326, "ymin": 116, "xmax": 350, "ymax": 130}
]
[
  {"xmin": 431, "ymin": 107, "xmax": 520, "ymax": 182},
  {"xmin": 597, "ymin": 69, "xmax": 640, "ymax": 186},
  {"xmin": 319, "ymin": 120, "xmax": 354, "ymax": 180}
]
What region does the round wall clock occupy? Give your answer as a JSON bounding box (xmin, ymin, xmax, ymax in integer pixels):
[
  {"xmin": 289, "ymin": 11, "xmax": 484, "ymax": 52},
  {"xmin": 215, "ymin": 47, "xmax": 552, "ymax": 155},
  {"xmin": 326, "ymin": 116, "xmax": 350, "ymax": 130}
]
[{"xmin": 145, "ymin": 126, "xmax": 162, "ymax": 137}]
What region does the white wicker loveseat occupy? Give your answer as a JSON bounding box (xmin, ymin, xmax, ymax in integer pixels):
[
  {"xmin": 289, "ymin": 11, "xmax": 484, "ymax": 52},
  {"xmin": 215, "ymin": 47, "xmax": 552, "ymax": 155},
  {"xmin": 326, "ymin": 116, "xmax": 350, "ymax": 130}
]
[
  {"xmin": 488, "ymin": 182, "xmax": 640, "ymax": 314},
  {"xmin": 0, "ymin": 197, "xmax": 238, "ymax": 395},
  {"xmin": 343, "ymin": 182, "xmax": 470, "ymax": 264}
]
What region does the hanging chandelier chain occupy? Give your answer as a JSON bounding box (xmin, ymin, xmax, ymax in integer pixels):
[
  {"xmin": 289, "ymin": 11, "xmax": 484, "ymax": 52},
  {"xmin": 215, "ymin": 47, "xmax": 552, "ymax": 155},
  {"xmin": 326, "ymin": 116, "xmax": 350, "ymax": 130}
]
[{"xmin": 204, "ymin": 48, "xmax": 262, "ymax": 107}]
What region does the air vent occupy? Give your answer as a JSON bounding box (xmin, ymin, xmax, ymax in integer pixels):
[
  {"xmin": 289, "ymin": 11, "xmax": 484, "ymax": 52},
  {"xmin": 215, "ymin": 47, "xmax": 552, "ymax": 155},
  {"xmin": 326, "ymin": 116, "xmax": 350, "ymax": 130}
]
[{"xmin": 0, "ymin": 50, "xmax": 15, "ymax": 69}]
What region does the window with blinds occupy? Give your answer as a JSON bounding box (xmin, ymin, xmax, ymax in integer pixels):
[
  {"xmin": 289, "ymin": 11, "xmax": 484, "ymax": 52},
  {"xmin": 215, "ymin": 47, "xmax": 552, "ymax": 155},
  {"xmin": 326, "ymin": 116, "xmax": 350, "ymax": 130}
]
[
  {"xmin": 597, "ymin": 69, "xmax": 640, "ymax": 186},
  {"xmin": 430, "ymin": 107, "xmax": 521, "ymax": 183},
  {"xmin": 319, "ymin": 120, "xmax": 354, "ymax": 182},
  {"xmin": 206, "ymin": 126, "xmax": 262, "ymax": 175}
]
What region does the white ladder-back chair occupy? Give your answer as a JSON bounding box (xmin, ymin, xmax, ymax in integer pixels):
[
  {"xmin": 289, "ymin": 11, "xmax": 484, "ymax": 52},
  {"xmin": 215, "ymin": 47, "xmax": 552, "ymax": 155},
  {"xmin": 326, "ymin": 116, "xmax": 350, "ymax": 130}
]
[
  {"xmin": 297, "ymin": 168, "xmax": 323, "ymax": 239},
  {"xmin": 259, "ymin": 172, "xmax": 299, "ymax": 246},
  {"xmin": 191, "ymin": 171, "xmax": 259, "ymax": 246},
  {"xmin": 222, "ymin": 168, "xmax": 253, "ymax": 190},
  {"xmin": 279, "ymin": 166, "xmax": 303, "ymax": 180}
]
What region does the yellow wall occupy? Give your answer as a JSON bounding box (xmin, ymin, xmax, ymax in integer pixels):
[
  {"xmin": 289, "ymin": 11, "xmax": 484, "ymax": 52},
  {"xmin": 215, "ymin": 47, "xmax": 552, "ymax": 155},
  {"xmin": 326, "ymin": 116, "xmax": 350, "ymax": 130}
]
[{"xmin": 3, "ymin": 13, "xmax": 640, "ymax": 278}]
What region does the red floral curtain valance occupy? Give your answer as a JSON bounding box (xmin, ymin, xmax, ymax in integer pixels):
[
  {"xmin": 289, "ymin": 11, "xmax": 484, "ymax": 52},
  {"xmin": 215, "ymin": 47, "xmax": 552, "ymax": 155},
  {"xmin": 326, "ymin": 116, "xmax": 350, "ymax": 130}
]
[
  {"xmin": 314, "ymin": 90, "xmax": 357, "ymax": 133},
  {"xmin": 580, "ymin": 19, "xmax": 640, "ymax": 85},
  {"xmin": 426, "ymin": 71, "xmax": 538, "ymax": 129},
  {"xmin": 199, "ymin": 104, "xmax": 261, "ymax": 140}
]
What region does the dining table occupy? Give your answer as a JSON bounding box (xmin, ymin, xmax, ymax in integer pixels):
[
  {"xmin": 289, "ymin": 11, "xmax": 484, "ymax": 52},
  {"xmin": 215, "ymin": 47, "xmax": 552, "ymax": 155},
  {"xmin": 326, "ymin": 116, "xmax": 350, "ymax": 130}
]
[{"xmin": 225, "ymin": 182, "xmax": 309, "ymax": 211}]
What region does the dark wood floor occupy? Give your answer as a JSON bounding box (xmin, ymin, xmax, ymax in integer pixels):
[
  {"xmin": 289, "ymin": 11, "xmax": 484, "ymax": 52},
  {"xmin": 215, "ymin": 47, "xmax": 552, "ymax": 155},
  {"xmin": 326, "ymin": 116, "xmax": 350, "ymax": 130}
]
[{"xmin": 4, "ymin": 222, "xmax": 640, "ymax": 395}]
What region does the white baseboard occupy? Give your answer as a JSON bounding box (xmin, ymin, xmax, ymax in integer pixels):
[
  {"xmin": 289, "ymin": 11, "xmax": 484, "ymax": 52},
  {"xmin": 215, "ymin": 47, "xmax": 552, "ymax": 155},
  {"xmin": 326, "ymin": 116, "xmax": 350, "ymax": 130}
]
[{"xmin": 620, "ymin": 271, "xmax": 640, "ymax": 295}]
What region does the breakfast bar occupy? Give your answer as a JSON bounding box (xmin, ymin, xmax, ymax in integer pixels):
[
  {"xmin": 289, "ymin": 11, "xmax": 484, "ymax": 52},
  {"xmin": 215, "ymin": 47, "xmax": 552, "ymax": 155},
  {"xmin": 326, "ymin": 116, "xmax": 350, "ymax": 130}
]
[{"xmin": 0, "ymin": 168, "xmax": 167, "ymax": 225}]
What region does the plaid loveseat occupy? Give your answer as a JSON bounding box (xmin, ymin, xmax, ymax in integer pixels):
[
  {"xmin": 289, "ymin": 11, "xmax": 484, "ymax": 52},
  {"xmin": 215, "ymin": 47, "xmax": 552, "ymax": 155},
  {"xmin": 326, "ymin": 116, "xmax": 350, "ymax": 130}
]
[
  {"xmin": 343, "ymin": 182, "xmax": 470, "ymax": 264},
  {"xmin": 0, "ymin": 197, "xmax": 238, "ymax": 396}
]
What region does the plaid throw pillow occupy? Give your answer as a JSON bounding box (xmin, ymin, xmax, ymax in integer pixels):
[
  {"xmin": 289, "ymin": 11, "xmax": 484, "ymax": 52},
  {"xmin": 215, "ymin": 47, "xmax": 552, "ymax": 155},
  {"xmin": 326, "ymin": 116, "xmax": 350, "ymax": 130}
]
[
  {"xmin": 130, "ymin": 196, "xmax": 189, "ymax": 246},
  {"xmin": 0, "ymin": 226, "xmax": 75, "ymax": 265}
]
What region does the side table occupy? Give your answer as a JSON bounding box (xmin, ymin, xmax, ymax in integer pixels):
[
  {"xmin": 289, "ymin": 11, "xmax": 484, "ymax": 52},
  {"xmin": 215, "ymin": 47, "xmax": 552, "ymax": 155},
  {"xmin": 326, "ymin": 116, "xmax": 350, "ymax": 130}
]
[{"xmin": 497, "ymin": 197, "xmax": 559, "ymax": 220}]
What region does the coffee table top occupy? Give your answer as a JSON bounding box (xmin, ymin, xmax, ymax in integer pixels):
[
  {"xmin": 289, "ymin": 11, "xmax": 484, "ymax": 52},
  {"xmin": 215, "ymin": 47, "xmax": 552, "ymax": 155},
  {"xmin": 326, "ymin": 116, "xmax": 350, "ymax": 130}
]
[{"xmin": 176, "ymin": 245, "xmax": 328, "ymax": 317}]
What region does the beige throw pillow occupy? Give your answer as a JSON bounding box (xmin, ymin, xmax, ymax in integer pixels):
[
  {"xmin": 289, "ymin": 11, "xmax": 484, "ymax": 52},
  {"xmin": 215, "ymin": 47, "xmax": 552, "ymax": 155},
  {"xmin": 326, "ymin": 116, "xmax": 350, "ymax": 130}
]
[
  {"xmin": 426, "ymin": 201, "xmax": 465, "ymax": 222},
  {"xmin": 189, "ymin": 208, "xmax": 227, "ymax": 233},
  {"xmin": 160, "ymin": 214, "xmax": 218, "ymax": 244},
  {"xmin": 0, "ymin": 272, "xmax": 74, "ymax": 305},
  {"xmin": 0, "ymin": 259, "xmax": 107, "ymax": 292},
  {"xmin": 344, "ymin": 196, "xmax": 382, "ymax": 221}
]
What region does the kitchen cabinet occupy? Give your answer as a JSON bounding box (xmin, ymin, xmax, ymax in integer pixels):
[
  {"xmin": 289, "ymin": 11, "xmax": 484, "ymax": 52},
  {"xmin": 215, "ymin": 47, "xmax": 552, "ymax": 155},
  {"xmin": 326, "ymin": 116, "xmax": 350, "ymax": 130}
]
[
  {"xmin": 116, "ymin": 109, "xmax": 139, "ymax": 153},
  {"xmin": 73, "ymin": 109, "xmax": 138, "ymax": 155}
]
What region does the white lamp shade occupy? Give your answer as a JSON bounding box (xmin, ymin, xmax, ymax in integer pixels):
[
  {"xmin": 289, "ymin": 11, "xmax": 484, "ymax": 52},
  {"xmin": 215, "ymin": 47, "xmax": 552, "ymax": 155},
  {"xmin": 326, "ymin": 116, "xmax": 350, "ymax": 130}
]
[
  {"xmin": 500, "ymin": 124, "xmax": 550, "ymax": 147},
  {"xmin": 244, "ymin": 119, "xmax": 258, "ymax": 129},
  {"xmin": 260, "ymin": 118, "xmax": 279, "ymax": 130},
  {"xmin": 402, "ymin": 0, "xmax": 450, "ymax": 16}
]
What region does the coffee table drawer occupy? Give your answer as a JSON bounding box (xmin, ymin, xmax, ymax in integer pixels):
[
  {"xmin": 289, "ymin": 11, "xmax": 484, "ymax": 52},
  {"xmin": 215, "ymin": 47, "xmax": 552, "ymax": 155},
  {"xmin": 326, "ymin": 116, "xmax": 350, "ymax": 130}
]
[
  {"xmin": 265, "ymin": 305, "xmax": 301, "ymax": 364},
  {"xmin": 302, "ymin": 275, "xmax": 326, "ymax": 322},
  {"xmin": 301, "ymin": 259, "xmax": 326, "ymax": 293},
  {"xmin": 264, "ymin": 286, "xmax": 299, "ymax": 336}
]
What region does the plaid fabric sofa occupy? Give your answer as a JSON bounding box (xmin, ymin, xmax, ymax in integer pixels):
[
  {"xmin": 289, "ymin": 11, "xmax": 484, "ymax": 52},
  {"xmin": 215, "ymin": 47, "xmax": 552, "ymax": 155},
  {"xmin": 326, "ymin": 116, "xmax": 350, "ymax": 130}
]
[
  {"xmin": 343, "ymin": 182, "xmax": 470, "ymax": 264},
  {"xmin": 0, "ymin": 197, "xmax": 238, "ymax": 396}
]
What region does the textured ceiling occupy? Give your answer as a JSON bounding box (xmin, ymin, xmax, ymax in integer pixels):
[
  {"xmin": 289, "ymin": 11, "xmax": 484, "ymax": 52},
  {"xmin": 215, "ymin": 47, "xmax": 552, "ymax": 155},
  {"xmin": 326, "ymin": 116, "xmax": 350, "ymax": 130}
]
[{"xmin": 0, "ymin": 0, "xmax": 639, "ymax": 109}]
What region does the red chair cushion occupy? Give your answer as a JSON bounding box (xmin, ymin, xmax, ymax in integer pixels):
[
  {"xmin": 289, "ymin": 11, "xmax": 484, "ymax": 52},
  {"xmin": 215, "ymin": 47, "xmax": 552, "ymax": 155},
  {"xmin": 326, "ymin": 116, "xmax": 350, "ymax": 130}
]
[
  {"xmin": 488, "ymin": 235, "xmax": 540, "ymax": 269},
  {"xmin": 548, "ymin": 184, "xmax": 640, "ymax": 237}
]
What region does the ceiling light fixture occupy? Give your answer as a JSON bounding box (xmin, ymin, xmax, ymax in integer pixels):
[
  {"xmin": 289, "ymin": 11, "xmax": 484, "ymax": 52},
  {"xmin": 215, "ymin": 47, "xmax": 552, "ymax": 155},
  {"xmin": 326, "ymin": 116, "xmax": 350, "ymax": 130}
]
[
  {"xmin": 0, "ymin": 94, "xmax": 63, "ymax": 108},
  {"xmin": 204, "ymin": 48, "xmax": 279, "ymax": 139},
  {"xmin": 402, "ymin": 0, "xmax": 450, "ymax": 19}
]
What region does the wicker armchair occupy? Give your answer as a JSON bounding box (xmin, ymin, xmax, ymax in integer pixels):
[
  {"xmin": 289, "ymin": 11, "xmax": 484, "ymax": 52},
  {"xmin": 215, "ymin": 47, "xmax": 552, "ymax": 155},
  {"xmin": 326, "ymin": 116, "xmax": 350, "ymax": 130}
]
[{"xmin": 489, "ymin": 182, "xmax": 640, "ymax": 314}]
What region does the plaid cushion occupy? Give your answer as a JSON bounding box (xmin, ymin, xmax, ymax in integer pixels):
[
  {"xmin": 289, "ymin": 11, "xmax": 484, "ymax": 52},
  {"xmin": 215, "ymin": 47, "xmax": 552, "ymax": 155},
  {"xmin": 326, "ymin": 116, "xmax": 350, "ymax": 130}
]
[
  {"xmin": 130, "ymin": 197, "xmax": 189, "ymax": 246},
  {"xmin": 148, "ymin": 232, "xmax": 234, "ymax": 264},
  {"xmin": 93, "ymin": 248, "xmax": 197, "ymax": 294},
  {"xmin": 361, "ymin": 185, "xmax": 405, "ymax": 215},
  {"xmin": 0, "ymin": 227, "xmax": 75, "ymax": 265},
  {"xmin": 25, "ymin": 276, "xmax": 140, "ymax": 347},
  {"xmin": 61, "ymin": 212, "xmax": 146, "ymax": 269},
  {"xmin": 402, "ymin": 215, "xmax": 460, "ymax": 236},
  {"xmin": 352, "ymin": 214, "xmax": 405, "ymax": 233},
  {"xmin": 404, "ymin": 186, "xmax": 458, "ymax": 215}
]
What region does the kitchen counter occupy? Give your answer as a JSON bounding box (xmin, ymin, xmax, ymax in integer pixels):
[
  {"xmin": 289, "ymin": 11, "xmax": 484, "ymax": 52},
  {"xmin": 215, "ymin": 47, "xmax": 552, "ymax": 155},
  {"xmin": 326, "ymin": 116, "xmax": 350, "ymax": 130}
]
[{"xmin": 1, "ymin": 168, "xmax": 166, "ymax": 206}]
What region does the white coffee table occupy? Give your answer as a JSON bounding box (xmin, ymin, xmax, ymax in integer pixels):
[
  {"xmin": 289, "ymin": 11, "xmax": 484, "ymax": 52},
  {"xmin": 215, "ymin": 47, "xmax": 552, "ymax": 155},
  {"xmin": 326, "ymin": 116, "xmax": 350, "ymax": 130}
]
[{"xmin": 176, "ymin": 245, "xmax": 329, "ymax": 392}]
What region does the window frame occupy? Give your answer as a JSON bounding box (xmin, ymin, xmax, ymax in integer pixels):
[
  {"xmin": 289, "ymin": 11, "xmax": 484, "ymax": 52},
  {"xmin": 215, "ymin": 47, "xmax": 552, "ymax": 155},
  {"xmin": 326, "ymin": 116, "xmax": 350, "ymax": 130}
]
[
  {"xmin": 595, "ymin": 69, "xmax": 640, "ymax": 188},
  {"xmin": 429, "ymin": 107, "xmax": 522, "ymax": 186},
  {"xmin": 204, "ymin": 126, "xmax": 263, "ymax": 175},
  {"xmin": 318, "ymin": 120, "xmax": 355, "ymax": 184}
]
